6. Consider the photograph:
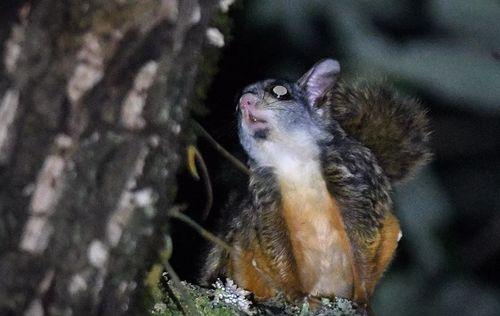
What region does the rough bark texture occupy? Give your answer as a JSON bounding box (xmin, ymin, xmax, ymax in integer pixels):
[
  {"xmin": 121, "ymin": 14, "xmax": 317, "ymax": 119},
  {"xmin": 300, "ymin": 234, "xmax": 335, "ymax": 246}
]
[{"xmin": 0, "ymin": 0, "xmax": 220, "ymax": 314}]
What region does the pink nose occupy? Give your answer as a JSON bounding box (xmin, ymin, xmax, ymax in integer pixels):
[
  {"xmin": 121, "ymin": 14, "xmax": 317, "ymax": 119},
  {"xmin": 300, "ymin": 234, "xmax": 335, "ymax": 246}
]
[{"xmin": 239, "ymin": 93, "xmax": 259, "ymax": 110}]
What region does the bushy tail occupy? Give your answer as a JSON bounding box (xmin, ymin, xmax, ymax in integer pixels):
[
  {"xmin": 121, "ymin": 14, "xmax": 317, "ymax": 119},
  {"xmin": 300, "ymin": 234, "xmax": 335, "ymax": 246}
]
[{"xmin": 325, "ymin": 81, "xmax": 431, "ymax": 182}]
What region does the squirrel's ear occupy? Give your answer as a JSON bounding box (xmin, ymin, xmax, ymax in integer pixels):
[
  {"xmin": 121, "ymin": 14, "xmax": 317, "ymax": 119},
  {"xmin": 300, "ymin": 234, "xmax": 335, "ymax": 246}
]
[{"xmin": 297, "ymin": 59, "xmax": 340, "ymax": 107}]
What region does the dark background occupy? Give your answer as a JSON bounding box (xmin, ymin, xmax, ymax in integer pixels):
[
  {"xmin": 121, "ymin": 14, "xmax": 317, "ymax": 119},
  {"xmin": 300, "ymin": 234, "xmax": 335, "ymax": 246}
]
[{"xmin": 171, "ymin": 1, "xmax": 500, "ymax": 315}]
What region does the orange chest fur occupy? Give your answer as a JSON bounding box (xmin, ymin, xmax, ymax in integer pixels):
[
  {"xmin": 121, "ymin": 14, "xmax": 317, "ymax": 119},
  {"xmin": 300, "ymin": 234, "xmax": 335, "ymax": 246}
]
[{"xmin": 279, "ymin": 178, "xmax": 355, "ymax": 298}]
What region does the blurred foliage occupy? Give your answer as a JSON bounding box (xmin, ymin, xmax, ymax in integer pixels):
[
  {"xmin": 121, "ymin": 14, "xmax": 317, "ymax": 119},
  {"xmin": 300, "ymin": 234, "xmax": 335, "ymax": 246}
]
[{"xmin": 250, "ymin": 0, "xmax": 500, "ymax": 113}]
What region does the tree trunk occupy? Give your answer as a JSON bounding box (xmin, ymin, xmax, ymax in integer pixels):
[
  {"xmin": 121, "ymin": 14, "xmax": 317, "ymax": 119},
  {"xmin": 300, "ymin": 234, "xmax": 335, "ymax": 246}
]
[{"xmin": 0, "ymin": 0, "xmax": 222, "ymax": 314}]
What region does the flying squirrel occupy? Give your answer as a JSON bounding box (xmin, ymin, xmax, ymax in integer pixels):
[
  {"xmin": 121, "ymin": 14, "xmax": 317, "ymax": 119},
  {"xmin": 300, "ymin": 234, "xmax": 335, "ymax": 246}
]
[{"xmin": 200, "ymin": 59, "xmax": 431, "ymax": 306}]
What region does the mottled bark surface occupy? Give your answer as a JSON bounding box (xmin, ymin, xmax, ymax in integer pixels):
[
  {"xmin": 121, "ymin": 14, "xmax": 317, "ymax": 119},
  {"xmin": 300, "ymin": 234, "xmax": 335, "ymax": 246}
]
[{"xmin": 0, "ymin": 0, "xmax": 221, "ymax": 314}]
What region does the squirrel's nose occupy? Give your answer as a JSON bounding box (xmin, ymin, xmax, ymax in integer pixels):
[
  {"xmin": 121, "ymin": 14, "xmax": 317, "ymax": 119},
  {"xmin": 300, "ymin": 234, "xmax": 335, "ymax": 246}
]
[{"xmin": 239, "ymin": 93, "xmax": 259, "ymax": 110}]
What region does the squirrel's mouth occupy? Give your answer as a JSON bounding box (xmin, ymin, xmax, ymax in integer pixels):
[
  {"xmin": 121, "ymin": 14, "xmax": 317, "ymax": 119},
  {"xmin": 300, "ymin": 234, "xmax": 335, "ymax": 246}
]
[
  {"xmin": 240, "ymin": 103, "xmax": 269, "ymax": 130},
  {"xmin": 247, "ymin": 111, "xmax": 267, "ymax": 124}
]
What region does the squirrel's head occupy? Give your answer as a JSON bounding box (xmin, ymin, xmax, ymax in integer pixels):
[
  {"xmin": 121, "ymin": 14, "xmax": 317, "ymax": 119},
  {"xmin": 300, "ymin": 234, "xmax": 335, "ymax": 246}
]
[{"xmin": 237, "ymin": 59, "xmax": 340, "ymax": 167}]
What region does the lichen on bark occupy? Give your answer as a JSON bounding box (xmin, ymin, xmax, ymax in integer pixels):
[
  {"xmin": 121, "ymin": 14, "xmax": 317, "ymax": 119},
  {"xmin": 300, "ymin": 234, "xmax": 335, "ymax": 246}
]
[{"xmin": 149, "ymin": 277, "xmax": 366, "ymax": 316}]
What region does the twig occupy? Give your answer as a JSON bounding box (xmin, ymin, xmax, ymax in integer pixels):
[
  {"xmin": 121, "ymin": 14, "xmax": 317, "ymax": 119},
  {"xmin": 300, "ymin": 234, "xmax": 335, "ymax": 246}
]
[
  {"xmin": 186, "ymin": 146, "xmax": 213, "ymax": 220},
  {"xmin": 169, "ymin": 207, "xmax": 233, "ymax": 253},
  {"xmin": 191, "ymin": 119, "xmax": 250, "ymax": 175},
  {"xmin": 169, "ymin": 207, "xmax": 283, "ymax": 299},
  {"xmin": 163, "ymin": 260, "xmax": 201, "ymax": 316}
]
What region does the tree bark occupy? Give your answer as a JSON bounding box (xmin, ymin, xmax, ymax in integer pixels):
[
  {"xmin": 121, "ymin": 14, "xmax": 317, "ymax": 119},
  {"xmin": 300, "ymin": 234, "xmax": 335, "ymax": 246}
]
[{"xmin": 0, "ymin": 0, "xmax": 221, "ymax": 314}]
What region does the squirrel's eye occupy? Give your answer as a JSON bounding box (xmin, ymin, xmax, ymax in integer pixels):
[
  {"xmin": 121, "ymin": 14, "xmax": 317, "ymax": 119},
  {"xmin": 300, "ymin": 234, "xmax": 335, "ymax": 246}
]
[{"xmin": 271, "ymin": 85, "xmax": 291, "ymax": 100}]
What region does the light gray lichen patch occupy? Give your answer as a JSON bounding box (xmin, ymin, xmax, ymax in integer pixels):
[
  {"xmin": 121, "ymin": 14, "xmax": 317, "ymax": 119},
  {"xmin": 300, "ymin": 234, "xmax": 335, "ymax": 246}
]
[
  {"xmin": 189, "ymin": 1, "xmax": 201, "ymax": 25},
  {"xmin": 206, "ymin": 27, "xmax": 225, "ymax": 47},
  {"xmin": 219, "ymin": 0, "xmax": 235, "ymax": 13},
  {"xmin": 67, "ymin": 33, "xmax": 104, "ymax": 103},
  {"xmin": 213, "ymin": 278, "xmax": 254, "ymax": 314},
  {"xmin": 19, "ymin": 135, "xmax": 74, "ymax": 254},
  {"xmin": 135, "ymin": 187, "xmax": 155, "ymax": 208},
  {"xmin": 24, "ymin": 299, "xmax": 44, "ymax": 316},
  {"xmin": 315, "ymin": 297, "xmax": 359, "ymax": 316},
  {"xmin": 69, "ymin": 273, "xmax": 88, "ymax": 296},
  {"xmin": 87, "ymin": 239, "xmax": 109, "ymax": 269},
  {"xmin": 0, "ymin": 89, "xmax": 20, "ymax": 164},
  {"xmin": 106, "ymin": 190, "xmax": 135, "ymax": 247},
  {"xmin": 121, "ymin": 61, "xmax": 159, "ymax": 130},
  {"xmin": 151, "ymin": 302, "xmax": 167, "ymax": 314},
  {"xmin": 19, "ymin": 217, "xmax": 54, "ymax": 254},
  {"xmin": 4, "ymin": 24, "xmax": 25, "ymax": 74},
  {"xmin": 105, "ymin": 144, "xmax": 149, "ymax": 246}
]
